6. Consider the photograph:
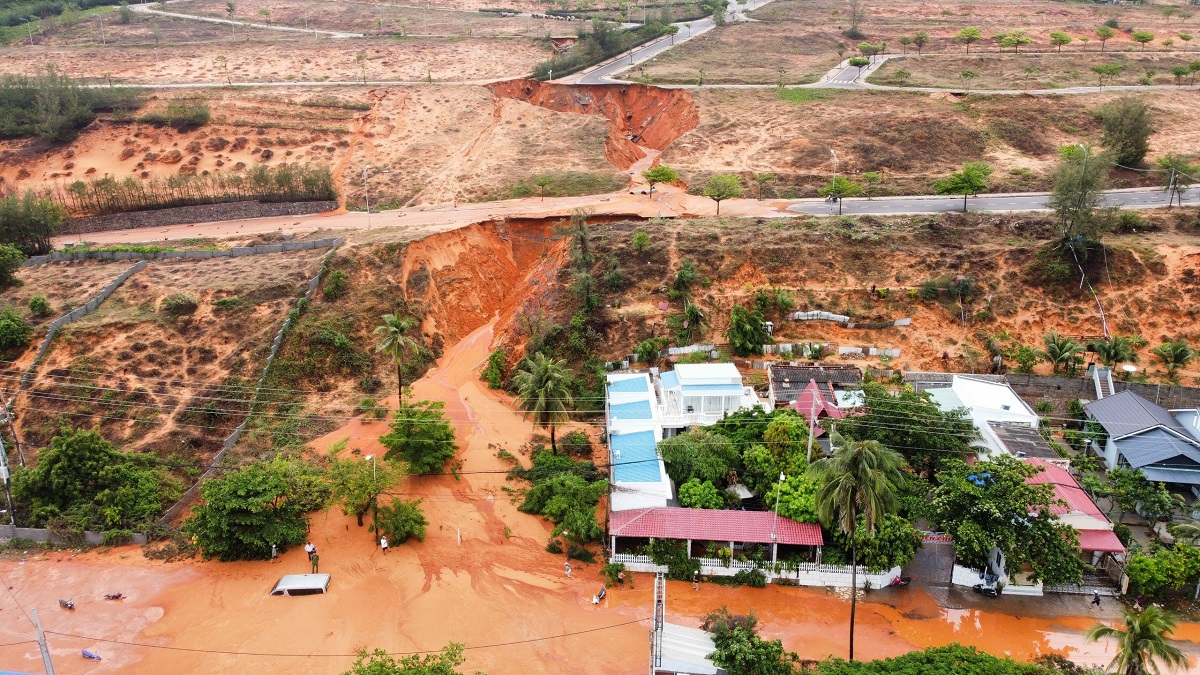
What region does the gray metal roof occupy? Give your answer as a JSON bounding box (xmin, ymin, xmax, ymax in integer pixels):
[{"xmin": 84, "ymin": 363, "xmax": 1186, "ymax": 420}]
[
  {"xmin": 1085, "ymin": 390, "xmax": 1190, "ymax": 439},
  {"xmin": 1113, "ymin": 427, "xmax": 1200, "ymax": 469},
  {"xmin": 988, "ymin": 422, "xmax": 1061, "ymax": 460},
  {"xmin": 1139, "ymin": 466, "xmax": 1200, "ymax": 485},
  {"xmin": 769, "ymin": 365, "xmax": 860, "ymax": 402}
]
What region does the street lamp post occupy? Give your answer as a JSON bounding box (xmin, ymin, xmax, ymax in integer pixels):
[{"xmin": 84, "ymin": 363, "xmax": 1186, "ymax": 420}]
[{"xmin": 830, "ymin": 149, "xmax": 839, "ymax": 175}]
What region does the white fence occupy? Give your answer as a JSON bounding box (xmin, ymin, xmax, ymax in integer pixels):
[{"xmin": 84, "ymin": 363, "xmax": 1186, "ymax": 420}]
[
  {"xmin": 609, "ymin": 554, "xmax": 900, "ymax": 589},
  {"xmin": 789, "ymin": 311, "xmax": 850, "ymax": 323}
]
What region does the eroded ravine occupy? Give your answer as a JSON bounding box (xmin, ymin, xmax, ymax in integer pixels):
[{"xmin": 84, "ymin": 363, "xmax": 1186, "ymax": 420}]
[{"xmin": 488, "ymin": 79, "xmax": 699, "ymax": 170}]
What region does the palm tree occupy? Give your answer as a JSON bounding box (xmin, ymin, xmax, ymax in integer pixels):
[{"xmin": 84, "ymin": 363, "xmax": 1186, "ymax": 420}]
[
  {"xmin": 1096, "ymin": 335, "xmax": 1138, "ymax": 368},
  {"xmin": 809, "ymin": 430, "xmax": 905, "ymax": 661},
  {"xmin": 1086, "ymin": 604, "xmax": 1187, "ymax": 675},
  {"xmin": 1043, "ymin": 332, "xmax": 1085, "ymax": 375},
  {"xmin": 374, "ymin": 314, "xmax": 420, "ymax": 407},
  {"xmin": 1152, "ymin": 340, "xmax": 1194, "ymax": 378},
  {"xmin": 512, "ymin": 352, "xmax": 573, "ymax": 452}
]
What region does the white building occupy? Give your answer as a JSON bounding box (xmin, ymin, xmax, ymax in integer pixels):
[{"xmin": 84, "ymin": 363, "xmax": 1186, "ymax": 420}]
[
  {"xmin": 927, "ymin": 375, "xmax": 1039, "ymax": 458},
  {"xmin": 606, "ymin": 364, "xmax": 762, "ymax": 511}
]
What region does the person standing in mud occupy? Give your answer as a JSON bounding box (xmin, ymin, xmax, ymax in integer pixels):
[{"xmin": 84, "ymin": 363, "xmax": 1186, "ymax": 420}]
[
  {"xmin": 270, "ymin": 544, "xmax": 278, "ymax": 564},
  {"xmin": 311, "ymin": 553, "xmax": 320, "ymax": 574},
  {"xmin": 565, "ymin": 561, "xmax": 572, "ymax": 578},
  {"xmin": 305, "ymin": 541, "xmax": 315, "ymax": 562}
]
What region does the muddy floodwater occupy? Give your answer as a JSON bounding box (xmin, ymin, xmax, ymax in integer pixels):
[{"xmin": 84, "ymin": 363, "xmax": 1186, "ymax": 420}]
[{"xmin": 3, "ymin": 312, "xmax": 1200, "ymax": 672}]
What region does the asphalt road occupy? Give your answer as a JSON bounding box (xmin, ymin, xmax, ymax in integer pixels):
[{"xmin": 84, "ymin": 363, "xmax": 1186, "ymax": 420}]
[{"xmin": 787, "ymin": 187, "xmax": 1182, "ymax": 216}]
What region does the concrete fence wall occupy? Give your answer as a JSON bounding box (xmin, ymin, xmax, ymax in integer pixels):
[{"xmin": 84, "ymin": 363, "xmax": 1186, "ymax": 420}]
[
  {"xmin": 24, "ymin": 237, "xmax": 344, "ymax": 267},
  {"xmin": 157, "ymin": 243, "xmax": 341, "ymax": 525},
  {"xmin": 0, "ymin": 525, "xmax": 148, "ymax": 546},
  {"xmin": 59, "ymin": 200, "xmax": 338, "ymax": 235}
]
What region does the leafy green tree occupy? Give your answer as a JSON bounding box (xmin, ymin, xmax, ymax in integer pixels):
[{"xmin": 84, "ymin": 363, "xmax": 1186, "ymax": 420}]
[
  {"xmin": 374, "ymin": 313, "xmax": 420, "ymax": 406},
  {"xmin": 379, "ymin": 400, "xmax": 458, "ymax": 474},
  {"xmin": 1092, "ymin": 63, "xmax": 1124, "ymax": 89},
  {"xmin": 752, "ymin": 172, "xmax": 776, "ymax": 199},
  {"xmin": 641, "ymin": 165, "xmax": 678, "ymax": 196},
  {"xmin": 1049, "ymin": 145, "xmax": 1113, "ymax": 244},
  {"xmin": 702, "ymin": 173, "xmax": 743, "ymax": 215},
  {"xmin": 1095, "ymin": 25, "xmax": 1116, "ymax": 51},
  {"xmin": 818, "ymin": 175, "xmax": 862, "ymax": 215},
  {"xmin": 0, "ymin": 243, "xmax": 25, "ymax": 287},
  {"xmin": 1043, "ymin": 332, "xmax": 1085, "ymax": 375},
  {"xmin": 726, "ymin": 303, "xmax": 770, "ymax": 357},
  {"xmin": 1098, "ymin": 96, "xmax": 1154, "ymax": 166},
  {"xmin": 1156, "ymin": 154, "xmax": 1197, "ymax": 205},
  {"xmin": 1131, "ymin": 30, "xmax": 1155, "ymax": 50},
  {"xmin": 1153, "ymin": 340, "xmax": 1194, "ymax": 377},
  {"xmin": 959, "ymin": 70, "xmax": 978, "ymax": 92},
  {"xmin": 481, "ymin": 348, "xmax": 506, "ymax": 389},
  {"xmin": 341, "ymin": 643, "xmax": 472, "ymax": 675},
  {"xmin": 1095, "ymin": 334, "xmax": 1138, "ymax": 366},
  {"xmin": 515, "ymin": 451, "xmax": 606, "ymax": 544},
  {"xmin": 832, "ymin": 513, "xmax": 923, "ymax": 573},
  {"xmin": 0, "ymin": 192, "xmax": 66, "ymax": 256},
  {"xmin": 512, "ymin": 352, "xmax": 573, "ymax": 453},
  {"xmin": 912, "ymin": 30, "xmax": 929, "ymax": 54},
  {"xmin": 659, "ymin": 427, "xmax": 740, "ymax": 487},
  {"xmin": 679, "ymin": 302, "xmax": 707, "ymax": 343},
  {"xmin": 763, "ymin": 473, "xmax": 819, "ymax": 523},
  {"xmin": 930, "ymin": 456, "xmax": 1084, "ymax": 585},
  {"xmin": 329, "ymin": 454, "xmax": 402, "ymax": 527},
  {"xmin": 836, "ymin": 381, "xmax": 977, "ymax": 478},
  {"xmin": 679, "ymin": 478, "xmax": 724, "ymax": 509},
  {"xmin": 1087, "ymin": 604, "xmax": 1187, "ymax": 675},
  {"xmin": 810, "ymin": 431, "xmax": 905, "ymax": 661},
  {"xmin": 993, "ymin": 30, "xmax": 1032, "ymax": 53},
  {"xmin": 955, "ymin": 27, "xmax": 982, "ymax": 53},
  {"xmin": 815, "ymin": 644, "xmax": 1068, "ymax": 674},
  {"xmin": 1009, "ymin": 345, "xmax": 1046, "ymax": 374},
  {"xmin": 0, "ymin": 308, "xmax": 33, "ymax": 355},
  {"xmin": 184, "ymin": 458, "xmax": 326, "ymax": 561},
  {"xmin": 848, "ymin": 56, "xmax": 870, "ymax": 69},
  {"xmin": 674, "ymin": 259, "xmax": 700, "ymax": 298},
  {"xmin": 533, "ymin": 175, "xmax": 554, "ymax": 201},
  {"xmin": 1049, "ymin": 31, "xmax": 1073, "ymax": 52},
  {"xmin": 375, "ymin": 498, "xmax": 428, "ymax": 544},
  {"xmin": 703, "ymin": 608, "xmax": 796, "ymax": 675},
  {"xmin": 933, "ymin": 161, "xmax": 992, "ymax": 212}
]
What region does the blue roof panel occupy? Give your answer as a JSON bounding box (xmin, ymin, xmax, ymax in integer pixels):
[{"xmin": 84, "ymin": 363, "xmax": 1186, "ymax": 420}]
[
  {"xmin": 609, "ymin": 376, "xmax": 650, "ymax": 394},
  {"xmin": 610, "ymin": 400, "xmax": 653, "ymax": 420},
  {"xmin": 660, "ymin": 370, "xmax": 679, "ymax": 389},
  {"xmin": 611, "ymin": 430, "xmax": 662, "ymax": 483}
]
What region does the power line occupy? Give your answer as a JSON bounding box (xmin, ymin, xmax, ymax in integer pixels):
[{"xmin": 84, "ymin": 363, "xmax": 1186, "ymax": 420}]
[{"xmin": 43, "ymin": 616, "xmax": 650, "ymax": 658}]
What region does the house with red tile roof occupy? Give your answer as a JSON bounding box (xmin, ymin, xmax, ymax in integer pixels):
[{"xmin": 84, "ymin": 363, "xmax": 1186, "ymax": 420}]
[{"xmin": 1024, "ymin": 458, "xmax": 1126, "ymax": 565}]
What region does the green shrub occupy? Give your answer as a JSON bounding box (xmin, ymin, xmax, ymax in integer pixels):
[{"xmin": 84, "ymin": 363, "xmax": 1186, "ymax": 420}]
[
  {"xmin": 28, "ymin": 295, "xmax": 51, "ymax": 317},
  {"xmin": 322, "ymin": 269, "xmax": 348, "ymax": 301},
  {"xmin": 0, "ymin": 243, "xmax": 26, "ymax": 287},
  {"xmin": 358, "ymin": 375, "xmax": 382, "ymax": 393},
  {"xmin": 602, "ymin": 562, "xmax": 626, "ymax": 586},
  {"xmin": 375, "ymin": 498, "xmax": 428, "ymax": 544},
  {"xmin": 678, "ymin": 478, "xmax": 724, "ymax": 509},
  {"xmin": 732, "ymin": 569, "xmax": 767, "ymax": 587},
  {"xmin": 1034, "ymin": 399, "xmax": 1054, "ymax": 414},
  {"xmin": 546, "ymin": 539, "xmax": 564, "ymax": 554},
  {"xmin": 212, "ymin": 297, "xmax": 242, "ymax": 310},
  {"xmin": 481, "ymin": 348, "xmax": 506, "ymax": 389},
  {"xmin": 645, "ymin": 538, "xmax": 700, "ymax": 581},
  {"xmin": 0, "ymin": 308, "xmax": 33, "ymax": 353},
  {"xmin": 567, "ymin": 543, "xmax": 596, "ymax": 563},
  {"xmin": 559, "ymin": 430, "xmax": 593, "ymax": 458},
  {"xmin": 140, "ymin": 99, "xmax": 210, "ymax": 130},
  {"xmin": 160, "ymin": 293, "xmax": 198, "ymax": 315}
]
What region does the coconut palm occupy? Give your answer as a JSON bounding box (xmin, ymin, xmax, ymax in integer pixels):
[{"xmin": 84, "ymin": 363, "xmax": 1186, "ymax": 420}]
[
  {"xmin": 1043, "ymin": 332, "xmax": 1085, "ymax": 375},
  {"xmin": 1152, "ymin": 340, "xmax": 1194, "ymax": 378},
  {"xmin": 374, "ymin": 314, "xmax": 420, "ymax": 407},
  {"xmin": 1086, "ymin": 604, "xmax": 1187, "ymax": 675},
  {"xmin": 512, "ymin": 352, "xmax": 573, "ymax": 452},
  {"xmin": 1095, "ymin": 335, "xmax": 1139, "ymax": 367},
  {"xmin": 810, "ymin": 430, "xmax": 905, "ymax": 661}
]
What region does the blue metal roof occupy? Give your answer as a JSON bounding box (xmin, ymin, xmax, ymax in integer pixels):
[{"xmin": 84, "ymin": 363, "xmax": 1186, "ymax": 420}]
[
  {"xmin": 610, "ymin": 400, "xmax": 653, "ymax": 420},
  {"xmin": 611, "ymin": 431, "xmax": 662, "ymax": 483},
  {"xmin": 660, "ymin": 370, "xmax": 679, "ymax": 389},
  {"xmin": 609, "ymin": 376, "xmax": 650, "ymax": 394},
  {"xmin": 681, "ymin": 384, "xmax": 744, "ymax": 395}
]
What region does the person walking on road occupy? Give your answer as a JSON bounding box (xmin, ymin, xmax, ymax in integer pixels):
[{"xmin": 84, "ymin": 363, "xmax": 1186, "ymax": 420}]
[
  {"xmin": 311, "ymin": 553, "xmax": 320, "ymax": 574},
  {"xmin": 380, "ymin": 535, "xmax": 389, "ymax": 554},
  {"xmin": 564, "ymin": 561, "xmax": 572, "ymax": 578},
  {"xmin": 1092, "ymin": 590, "xmax": 1102, "ymax": 608}
]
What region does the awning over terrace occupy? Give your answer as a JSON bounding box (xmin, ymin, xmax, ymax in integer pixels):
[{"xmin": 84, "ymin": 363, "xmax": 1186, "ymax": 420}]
[
  {"xmin": 1076, "ymin": 529, "xmax": 1127, "ymax": 554},
  {"xmin": 610, "ymin": 507, "xmax": 823, "ymax": 547}
]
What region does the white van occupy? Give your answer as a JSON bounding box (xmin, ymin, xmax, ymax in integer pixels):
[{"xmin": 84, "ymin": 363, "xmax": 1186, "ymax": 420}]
[{"xmin": 270, "ymin": 574, "xmax": 330, "ymax": 596}]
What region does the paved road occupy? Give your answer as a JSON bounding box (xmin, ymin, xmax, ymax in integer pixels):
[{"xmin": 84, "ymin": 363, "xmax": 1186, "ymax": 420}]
[{"xmin": 787, "ymin": 187, "xmax": 1182, "ymax": 216}]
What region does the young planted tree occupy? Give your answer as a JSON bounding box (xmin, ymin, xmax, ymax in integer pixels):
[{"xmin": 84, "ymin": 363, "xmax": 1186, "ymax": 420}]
[
  {"xmin": 374, "ymin": 313, "xmax": 420, "ymax": 406},
  {"xmin": 894, "ymin": 69, "xmax": 911, "ymax": 86},
  {"xmin": 898, "ymin": 35, "xmax": 911, "ymax": 54},
  {"xmin": 995, "ymin": 29, "xmax": 1033, "ymax": 53},
  {"xmin": 752, "ymin": 172, "xmax": 776, "ymax": 199},
  {"xmin": 631, "ymin": 230, "xmax": 651, "ymax": 254},
  {"xmin": 933, "ymin": 161, "xmax": 993, "ymax": 212},
  {"xmin": 810, "ymin": 431, "xmax": 905, "ymax": 661},
  {"xmin": 1095, "ymin": 24, "xmax": 1116, "ymax": 51},
  {"xmin": 912, "ymin": 30, "xmax": 929, "ymax": 54},
  {"xmin": 1156, "ymin": 154, "xmax": 1198, "ymax": 205},
  {"xmin": 959, "ymin": 69, "xmax": 977, "ymax": 91},
  {"xmin": 1049, "ymin": 31, "xmax": 1073, "ymax": 52},
  {"xmin": 1132, "ymin": 30, "xmax": 1155, "ymax": 50},
  {"xmin": 1098, "ymin": 96, "xmax": 1154, "ymax": 166},
  {"xmin": 955, "ymin": 27, "xmax": 982, "ymax": 53},
  {"xmin": 641, "ymin": 165, "xmax": 678, "ymax": 197},
  {"xmin": 848, "ymin": 56, "xmax": 870, "ymax": 70},
  {"xmin": 1152, "ymin": 340, "xmax": 1193, "ymax": 377},
  {"xmin": 512, "ymin": 352, "xmax": 573, "ymax": 452},
  {"xmin": 534, "ymin": 175, "xmax": 554, "ymax": 201},
  {"xmin": 702, "ymin": 173, "xmax": 743, "ymax": 215},
  {"xmin": 818, "ymin": 175, "xmax": 862, "ymax": 215},
  {"xmin": 1086, "ymin": 605, "xmax": 1187, "ymax": 675},
  {"xmin": 1092, "ymin": 63, "xmax": 1123, "ymax": 89}
]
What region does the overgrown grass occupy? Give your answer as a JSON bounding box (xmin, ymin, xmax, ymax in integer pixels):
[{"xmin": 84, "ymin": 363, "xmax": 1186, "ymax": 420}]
[
  {"xmin": 485, "ymin": 171, "xmax": 626, "ymax": 201},
  {"xmin": 776, "ymin": 88, "xmax": 828, "ymax": 104}
]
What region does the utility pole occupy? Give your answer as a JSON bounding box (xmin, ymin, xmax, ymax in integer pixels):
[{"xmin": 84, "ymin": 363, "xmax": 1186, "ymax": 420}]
[
  {"xmin": 1, "ymin": 389, "xmax": 25, "ymax": 467},
  {"xmin": 805, "ymin": 393, "xmax": 817, "ymax": 462},
  {"xmin": 32, "ymin": 608, "xmax": 57, "ymax": 675}
]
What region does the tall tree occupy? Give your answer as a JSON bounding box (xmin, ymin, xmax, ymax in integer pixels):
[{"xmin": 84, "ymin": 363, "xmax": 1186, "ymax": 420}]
[
  {"xmin": 726, "ymin": 303, "xmax": 770, "ymax": 357},
  {"xmin": 1086, "ymin": 605, "xmax": 1187, "ymax": 675},
  {"xmin": 379, "ymin": 401, "xmax": 458, "ymax": 474},
  {"xmin": 912, "ymin": 30, "xmax": 929, "ymax": 54},
  {"xmin": 512, "ymin": 352, "xmax": 574, "ymax": 452},
  {"xmin": 328, "ymin": 452, "xmax": 402, "ymax": 528},
  {"xmin": 933, "ymin": 161, "xmax": 993, "ymax": 212},
  {"xmin": 1095, "ymin": 24, "xmax": 1116, "ymax": 51},
  {"xmin": 374, "ymin": 313, "xmax": 420, "ymax": 407},
  {"xmin": 1098, "ymin": 96, "xmax": 1154, "ymax": 166},
  {"xmin": 702, "ymin": 173, "xmax": 743, "ymax": 215},
  {"xmin": 810, "ymin": 431, "xmax": 905, "ymax": 661},
  {"xmin": 1048, "ymin": 145, "xmax": 1113, "ymax": 244}
]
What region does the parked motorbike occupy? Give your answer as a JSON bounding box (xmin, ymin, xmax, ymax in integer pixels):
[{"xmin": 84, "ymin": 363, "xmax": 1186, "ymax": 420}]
[
  {"xmin": 972, "ymin": 584, "xmax": 998, "ymax": 598},
  {"xmin": 103, "ymin": 593, "xmax": 124, "ymax": 601},
  {"xmin": 889, "ymin": 576, "xmax": 912, "ymax": 588},
  {"xmin": 59, "ymin": 598, "xmax": 75, "ymax": 610}
]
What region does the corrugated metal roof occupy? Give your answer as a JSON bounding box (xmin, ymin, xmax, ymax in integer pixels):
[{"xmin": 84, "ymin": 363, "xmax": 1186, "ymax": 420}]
[
  {"xmin": 608, "ymin": 375, "xmax": 650, "ymax": 394},
  {"xmin": 1085, "ymin": 390, "xmax": 1189, "ymax": 439},
  {"xmin": 1139, "ymin": 466, "xmax": 1200, "ymax": 485},
  {"xmin": 1113, "ymin": 427, "xmax": 1200, "ymax": 468},
  {"xmin": 610, "ymin": 431, "xmax": 661, "ymax": 483},
  {"xmin": 609, "ymin": 507, "xmax": 823, "ymax": 546},
  {"xmin": 610, "ymin": 400, "xmax": 653, "ymax": 420},
  {"xmin": 1077, "ymin": 528, "xmax": 1126, "ymax": 553},
  {"xmin": 769, "ymin": 365, "xmax": 861, "ymax": 402}
]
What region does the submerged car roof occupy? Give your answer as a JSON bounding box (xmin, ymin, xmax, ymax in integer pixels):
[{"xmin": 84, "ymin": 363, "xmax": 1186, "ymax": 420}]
[{"xmin": 272, "ymin": 574, "xmax": 330, "ymax": 592}]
